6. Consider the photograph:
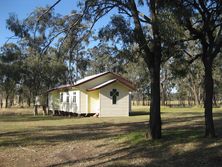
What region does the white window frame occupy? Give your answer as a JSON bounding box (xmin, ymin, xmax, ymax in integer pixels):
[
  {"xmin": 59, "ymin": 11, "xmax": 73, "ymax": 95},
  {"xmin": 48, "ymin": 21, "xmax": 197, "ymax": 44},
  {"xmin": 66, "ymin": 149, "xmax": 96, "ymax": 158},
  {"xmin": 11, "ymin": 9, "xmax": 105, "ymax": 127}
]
[
  {"xmin": 66, "ymin": 92, "xmax": 69, "ymax": 103},
  {"xmin": 73, "ymin": 92, "xmax": 77, "ymax": 103},
  {"xmin": 60, "ymin": 92, "xmax": 63, "ymax": 102}
]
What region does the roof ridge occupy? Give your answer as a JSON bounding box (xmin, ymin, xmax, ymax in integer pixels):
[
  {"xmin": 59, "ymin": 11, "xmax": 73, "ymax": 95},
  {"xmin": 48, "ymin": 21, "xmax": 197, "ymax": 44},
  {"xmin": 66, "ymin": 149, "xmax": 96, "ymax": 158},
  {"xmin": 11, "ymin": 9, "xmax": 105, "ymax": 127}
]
[{"xmin": 47, "ymin": 71, "xmax": 136, "ymax": 92}]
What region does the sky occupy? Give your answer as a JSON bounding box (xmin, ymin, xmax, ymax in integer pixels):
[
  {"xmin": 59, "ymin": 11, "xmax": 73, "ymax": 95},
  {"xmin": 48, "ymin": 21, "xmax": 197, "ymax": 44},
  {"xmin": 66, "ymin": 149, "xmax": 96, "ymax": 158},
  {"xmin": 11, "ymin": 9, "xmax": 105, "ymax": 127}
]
[{"xmin": 0, "ymin": 0, "xmax": 112, "ymax": 46}]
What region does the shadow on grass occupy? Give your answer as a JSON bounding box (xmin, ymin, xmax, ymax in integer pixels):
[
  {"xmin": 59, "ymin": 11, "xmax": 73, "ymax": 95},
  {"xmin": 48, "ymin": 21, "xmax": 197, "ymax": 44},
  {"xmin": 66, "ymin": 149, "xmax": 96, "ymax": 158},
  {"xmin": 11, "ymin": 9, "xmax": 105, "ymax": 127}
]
[
  {"xmin": 45, "ymin": 126, "xmax": 222, "ymax": 167},
  {"xmin": 129, "ymin": 111, "xmax": 149, "ymax": 116},
  {"xmin": 0, "ymin": 121, "xmax": 148, "ymax": 148},
  {"xmin": 0, "ymin": 114, "xmax": 71, "ymax": 122},
  {"xmin": 1, "ymin": 112, "xmax": 222, "ymax": 167},
  {"xmin": 45, "ymin": 113, "xmax": 222, "ymax": 167}
]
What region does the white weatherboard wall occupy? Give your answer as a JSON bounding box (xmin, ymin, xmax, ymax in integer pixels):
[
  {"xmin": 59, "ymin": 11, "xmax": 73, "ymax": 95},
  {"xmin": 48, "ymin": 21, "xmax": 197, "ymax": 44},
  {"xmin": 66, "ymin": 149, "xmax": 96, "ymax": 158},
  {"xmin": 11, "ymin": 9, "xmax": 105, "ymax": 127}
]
[
  {"xmin": 79, "ymin": 90, "xmax": 88, "ymax": 114},
  {"xmin": 59, "ymin": 90, "xmax": 80, "ymax": 113},
  {"xmin": 48, "ymin": 89, "xmax": 80, "ymax": 113},
  {"xmin": 100, "ymin": 82, "xmax": 130, "ymax": 117}
]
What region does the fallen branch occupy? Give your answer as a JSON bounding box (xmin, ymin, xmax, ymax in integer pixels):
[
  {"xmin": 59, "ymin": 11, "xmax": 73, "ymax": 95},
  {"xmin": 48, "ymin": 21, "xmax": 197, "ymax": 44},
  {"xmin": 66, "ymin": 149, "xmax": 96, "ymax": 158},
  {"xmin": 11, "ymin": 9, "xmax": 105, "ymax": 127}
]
[{"xmin": 18, "ymin": 145, "xmax": 37, "ymax": 152}]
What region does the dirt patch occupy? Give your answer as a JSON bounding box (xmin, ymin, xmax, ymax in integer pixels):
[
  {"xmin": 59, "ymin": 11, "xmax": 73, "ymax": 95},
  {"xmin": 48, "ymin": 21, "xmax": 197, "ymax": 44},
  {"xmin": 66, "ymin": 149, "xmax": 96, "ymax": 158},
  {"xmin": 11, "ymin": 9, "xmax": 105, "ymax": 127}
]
[
  {"xmin": 0, "ymin": 120, "xmax": 148, "ymax": 167},
  {"xmin": 1, "ymin": 110, "xmax": 222, "ymax": 167}
]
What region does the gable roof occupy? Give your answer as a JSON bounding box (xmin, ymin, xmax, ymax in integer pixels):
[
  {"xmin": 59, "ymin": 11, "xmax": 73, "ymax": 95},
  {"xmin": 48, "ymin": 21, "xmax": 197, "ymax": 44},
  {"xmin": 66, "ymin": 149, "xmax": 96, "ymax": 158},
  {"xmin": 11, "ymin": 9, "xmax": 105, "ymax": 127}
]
[
  {"xmin": 47, "ymin": 71, "xmax": 136, "ymax": 92},
  {"xmin": 87, "ymin": 78, "xmax": 136, "ymax": 91},
  {"xmin": 74, "ymin": 71, "xmax": 110, "ymax": 86},
  {"xmin": 87, "ymin": 79, "xmax": 117, "ymax": 91}
]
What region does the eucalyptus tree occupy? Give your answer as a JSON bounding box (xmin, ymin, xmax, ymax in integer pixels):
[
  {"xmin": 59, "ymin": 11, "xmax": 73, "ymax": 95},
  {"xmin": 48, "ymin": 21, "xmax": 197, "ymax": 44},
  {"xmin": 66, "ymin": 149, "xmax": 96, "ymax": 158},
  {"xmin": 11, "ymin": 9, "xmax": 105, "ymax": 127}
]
[
  {"xmin": 174, "ymin": 0, "xmax": 222, "ymax": 137},
  {"xmin": 171, "ymin": 58, "xmax": 204, "ymax": 106},
  {"xmin": 88, "ymin": 45, "xmax": 117, "ymax": 74},
  {"xmin": 125, "ymin": 57, "xmax": 151, "ymax": 105},
  {"xmin": 41, "ymin": 47, "xmax": 67, "ymax": 90},
  {"xmin": 160, "ymin": 62, "xmax": 175, "ymax": 106},
  {"xmin": 6, "ymin": 7, "xmax": 71, "ymax": 105},
  {"xmin": 6, "ymin": 8, "xmax": 58, "ymax": 98},
  {"xmin": 87, "ymin": 41, "xmax": 131, "ymax": 75},
  {"xmin": 81, "ymin": 0, "xmax": 183, "ymax": 139},
  {"xmin": 185, "ymin": 61, "xmax": 203, "ymax": 106},
  {"xmin": 214, "ymin": 54, "xmax": 222, "ymax": 105},
  {"xmin": 56, "ymin": 10, "xmax": 90, "ymax": 82},
  {"xmin": 0, "ymin": 43, "xmax": 22, "ymax": 107},
  {"xmin": 20, "ymin": 49, "xmax": 67, "ymax": 106}
]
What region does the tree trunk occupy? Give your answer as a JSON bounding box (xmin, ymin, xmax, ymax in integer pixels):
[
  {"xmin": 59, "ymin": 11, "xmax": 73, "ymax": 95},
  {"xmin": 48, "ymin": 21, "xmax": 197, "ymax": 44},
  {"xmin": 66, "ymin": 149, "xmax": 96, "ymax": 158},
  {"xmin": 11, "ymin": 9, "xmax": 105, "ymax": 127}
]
[
  {"xmin": 0, "ymin": 99, "xmax": 2, "ymax": 108},
  {"xmin": 142, "ymin": 95, "xmax": 146, "ymax": 106},
  {"xmin": 191, "ymin": 86, "xmax": 200, "ymax": 106},
  {"xmin": 203, "ymin": 58, "xmax": 216, "ymax": 137},
  {"xmin": 129, "ymin": 0, "xmax": 162, "ymax": 139},
  {"xmin": 18, "ymin": 95, "xmax": 20, "ymax": 105},
  {"xmin": 34, "ymin": 105, "xmax": 38, "ymax": 116},
  {"xmin": 27, "ymin": 97, "xmax": 31, "ymax": 107},
  {"xmin": 193, "ymin": 90, "xmax": 200, "ymax": 106},
  {"xmin": 5, "ymin": 95, "xmax": 9, "ymax": 108},
  {"xmin": 213, "ymin": 95, "xmax": 217, "ymax": 107},
  {"xmin": 27, "ymin": 90, "xmax": 32, "ymax": 107},
  {"xmin": 161, "ymin": 83, "xmax": 166, "ymax": 106},
  {"xmin": 10, "ymin": 98, "xmax": 13, "ymax": 107},
  {"xmin": 42, "ymin": 106, "xmax": 47, "ymax": 116},
  {"xmin": 187, "ymin": 92, "xmax": 191, "ymax": 106},
  {"xmin": 148, "ymin": 0, "xmax": 162, "ymax": 139},
  {"xmin": 149, "ymin": 61, "xmax": 161, "ymax": 139},
  {"xmin": 198, "ymin": 87, "xmax": 202, "ymax": 105}
]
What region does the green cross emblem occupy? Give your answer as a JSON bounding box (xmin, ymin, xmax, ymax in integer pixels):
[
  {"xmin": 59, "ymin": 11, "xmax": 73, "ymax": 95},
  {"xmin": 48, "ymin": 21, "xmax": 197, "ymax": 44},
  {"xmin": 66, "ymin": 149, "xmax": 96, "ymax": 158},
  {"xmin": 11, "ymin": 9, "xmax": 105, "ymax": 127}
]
[{"xmin": 110, "ymin": 89, "xmax": 119, "ymax": 104}]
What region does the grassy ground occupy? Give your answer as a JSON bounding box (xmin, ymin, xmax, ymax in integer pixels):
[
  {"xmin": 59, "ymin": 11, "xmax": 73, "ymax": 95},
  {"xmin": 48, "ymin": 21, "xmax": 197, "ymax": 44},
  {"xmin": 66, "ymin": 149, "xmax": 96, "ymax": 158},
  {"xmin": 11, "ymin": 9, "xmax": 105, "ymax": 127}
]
[{"xmin": 0, "ymin": 106, "xmax": 222, "ymax": 167}]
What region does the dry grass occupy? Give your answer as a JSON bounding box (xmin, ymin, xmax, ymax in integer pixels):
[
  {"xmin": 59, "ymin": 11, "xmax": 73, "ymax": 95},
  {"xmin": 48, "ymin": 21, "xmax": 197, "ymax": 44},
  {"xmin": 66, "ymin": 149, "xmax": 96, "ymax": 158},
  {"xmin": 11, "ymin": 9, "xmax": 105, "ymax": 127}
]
[
  {"xmin": 0, "ymin": 107, "xmax": 35, "ymax": 115},
  {"xmin": 0, "ymin": 106, "xmax": 222, "ymax": 167}
]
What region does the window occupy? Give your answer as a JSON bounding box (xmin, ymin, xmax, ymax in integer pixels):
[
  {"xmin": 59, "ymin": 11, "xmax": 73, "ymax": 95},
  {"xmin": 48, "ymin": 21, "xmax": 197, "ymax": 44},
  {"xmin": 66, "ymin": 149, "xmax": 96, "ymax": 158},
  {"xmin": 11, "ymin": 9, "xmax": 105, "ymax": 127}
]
[
  {"xmin": 73, "ymin": 92, "xmax": 76, "ymax": 103},
  {"xmin": 66, "ymin": 92, "xmax": 69, "ymax": 103},
  {"xmin": 110, "ymin": 89, "xmax": 119, "ymax": 104},
  {"xmin": 60, "ymin": 93, "xmax": 63, "ymax": 102}
]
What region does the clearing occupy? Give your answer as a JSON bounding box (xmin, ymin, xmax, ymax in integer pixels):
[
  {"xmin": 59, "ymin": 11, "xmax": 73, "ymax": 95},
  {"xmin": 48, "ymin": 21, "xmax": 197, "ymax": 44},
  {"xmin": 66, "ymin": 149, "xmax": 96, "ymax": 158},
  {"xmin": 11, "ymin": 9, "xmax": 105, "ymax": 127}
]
[{"xmin": 0, "ymin": 106, "xmax": 222, "ymax": 167}]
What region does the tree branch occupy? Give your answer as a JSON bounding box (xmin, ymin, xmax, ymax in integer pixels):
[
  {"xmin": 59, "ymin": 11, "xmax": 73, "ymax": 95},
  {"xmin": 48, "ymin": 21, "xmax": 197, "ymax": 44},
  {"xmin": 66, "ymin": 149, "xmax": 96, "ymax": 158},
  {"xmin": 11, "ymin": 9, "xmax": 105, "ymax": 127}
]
[
  {"xmin": 37, "ymin": 0, "xmax": 61, "ymax": 22},
  {"xmin": 183, "ymin": 49, "xmax": 201, "ymax": 64},
  {"xmin": 138, "ymin": 12, "xmax": 152, "ymax": 24}
]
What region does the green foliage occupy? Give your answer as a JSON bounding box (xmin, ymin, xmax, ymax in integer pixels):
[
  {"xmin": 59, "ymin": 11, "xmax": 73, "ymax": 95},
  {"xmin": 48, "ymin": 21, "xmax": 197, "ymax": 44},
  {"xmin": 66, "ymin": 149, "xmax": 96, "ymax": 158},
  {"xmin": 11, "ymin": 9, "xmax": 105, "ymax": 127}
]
[
  {"xmin": 0, "ymin": 43, "xmax": 22, "ymax": 107},
  {"xmin": 4, "ymin": 7, "xmax": 70, "ymax": 104},
  {"xmin": 98, "ymin": 15, "xmax": 134, "ymax": 45},
  {"xmin": 1, "ymin": 0, "xmax": 222, "ymax": 121}
]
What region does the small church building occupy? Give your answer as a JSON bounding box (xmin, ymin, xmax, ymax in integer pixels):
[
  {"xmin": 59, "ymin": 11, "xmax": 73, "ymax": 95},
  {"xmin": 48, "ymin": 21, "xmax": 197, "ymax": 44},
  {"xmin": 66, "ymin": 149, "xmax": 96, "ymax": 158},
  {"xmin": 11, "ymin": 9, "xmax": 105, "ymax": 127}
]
[{"xmin": 47, "ymin": 72, "xmax": 136, "ymax": 117}]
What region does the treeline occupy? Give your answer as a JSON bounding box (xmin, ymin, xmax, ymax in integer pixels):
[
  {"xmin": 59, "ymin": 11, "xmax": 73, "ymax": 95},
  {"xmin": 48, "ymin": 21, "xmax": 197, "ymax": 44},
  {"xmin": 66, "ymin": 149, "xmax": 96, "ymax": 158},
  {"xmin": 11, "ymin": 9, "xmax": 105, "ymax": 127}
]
[
  {"xmin": 0, "ymin": 0, "xmax": 221, "ymax": 139},
  {"xmin": 0, "ymin": 44, "xmax": 67, "ymax": 108}
]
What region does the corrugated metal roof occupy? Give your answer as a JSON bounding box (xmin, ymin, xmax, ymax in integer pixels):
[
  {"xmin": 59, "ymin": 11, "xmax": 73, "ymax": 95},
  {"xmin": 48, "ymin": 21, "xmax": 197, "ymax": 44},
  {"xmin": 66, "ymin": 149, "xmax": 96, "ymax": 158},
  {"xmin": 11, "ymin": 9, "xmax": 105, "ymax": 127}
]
[
  {"xmin": 87, "ymin": 79, "xmax": 117, "ymax": 91},
  {"xmin": 75, "ymin": 71, "xmax": 109, "ymax": 85},
  {"xmin": 47, "ymin": 71, "xmax": 136, "ymax": 92}
]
